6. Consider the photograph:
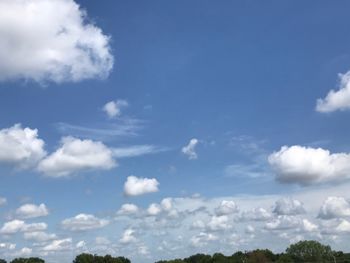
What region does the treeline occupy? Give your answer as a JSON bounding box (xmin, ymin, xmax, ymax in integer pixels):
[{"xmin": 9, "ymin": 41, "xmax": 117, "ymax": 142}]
[{"xmin": 1, "ymin": 240, "xmax": 350, "ymax": 263}]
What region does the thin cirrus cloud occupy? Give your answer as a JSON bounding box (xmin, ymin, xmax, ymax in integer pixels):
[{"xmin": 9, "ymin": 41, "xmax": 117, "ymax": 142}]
[
  {"xmin": 0, "ymin": 0, "xmax": 113, "ymax": 84},
  {"xmin": 124, "ymin": 176, "xmax": 159, "ymax": 196},
  {"xmin": 316, "ymin": 72, "xmax": 350, "ymax": 113},
  {"xmin": 268, "ymin": 145, "xmax": 350, "ymax": 185}
]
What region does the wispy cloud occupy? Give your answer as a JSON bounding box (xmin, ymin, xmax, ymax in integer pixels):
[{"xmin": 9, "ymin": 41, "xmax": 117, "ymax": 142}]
[
  {"xmin": 112, "ymin": 145, "xmax": 169, "ymax": 158},
  {"xmin": 55, "ymin": 118, "xmax": 144, "ymax": 141}
]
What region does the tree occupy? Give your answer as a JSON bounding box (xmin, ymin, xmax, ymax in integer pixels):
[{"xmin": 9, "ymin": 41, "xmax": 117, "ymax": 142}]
[
  {"xmin": 286, "ymin": 240, "xmax": 333, "ymax": 263},
  {"xmin": 10, "ymin": 258, "xmax": 44, "ymax": 263},
  {"xmin": 73, "ymin": 253, "xmax": 130, "ymax": 263},
  {"xmin": 0, "ymin": 260, "xmax": 6, "ymax": 263},
  {"xmin": 184, "ymin": 254, "xmax": 212, "ymax": 263}
]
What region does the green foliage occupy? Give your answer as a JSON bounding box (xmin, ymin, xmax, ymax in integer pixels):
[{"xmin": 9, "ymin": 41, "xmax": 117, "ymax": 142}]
[
  {"xmin": 286, "ymin": 240, "xmax": 333, "ymax": 263},
  {"xmin": 10, "ymin": 258, "xmax": 44, "ymax": 263},
  {"xmin": 0, "ymin": 259, "xmax": 6, "ymax": 263},
  {"xmin": 73, "ymin": 253, "xmax": 130, "ymax": 263}
]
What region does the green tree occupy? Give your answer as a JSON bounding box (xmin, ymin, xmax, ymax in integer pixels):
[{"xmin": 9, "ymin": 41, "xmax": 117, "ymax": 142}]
[
  {"xmin": 10, "ymin": 258, "xmax": 44, "ymax": 263},
  {"xmin": 286, "ymin": 240, "xmax": 333, "ymax": 263},
  {"xmin": 184, "ymin": 254, "xmax": 212, "ymax": 263},
  {"xmin": 0, "ymin": 259, "xmax": 6, "ymax": 263},
  {"xmin": 73, "ymin": 253, "xmax": 130, "ymax": 263}
]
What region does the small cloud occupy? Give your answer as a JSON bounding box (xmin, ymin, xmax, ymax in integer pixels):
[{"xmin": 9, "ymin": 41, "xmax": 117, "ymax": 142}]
[
  {"xmin": 16, "ymin": 203, "xmax": 49, "ymax": 219},
  {"xmin": 316, "ymin": 72, "xmax": 350, "ymax": 112},
  {"xmin": 182, "ymin": 138, "xmax": 199, "ymax": 160},
  {"xmin": 124, "ymin": 176, "xmax": 159, "ymax": 197},
  {"xmin": 103, "ymin": 100, "xmax": 128, "ymax": 118},
  {"xmin": 61, "ymin": 213, "xmax": 109, "ymax": 231}
]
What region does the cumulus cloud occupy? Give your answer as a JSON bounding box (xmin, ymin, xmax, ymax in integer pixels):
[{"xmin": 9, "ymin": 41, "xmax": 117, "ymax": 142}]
[
  {"xmin": 190, "ymin": 232, "xmax": 218, "ymax": 247},
  {"xmin": 318, "ymin": 196, "xmax": 350, "ymax": 220},
  {"xmin": 103, "ymin": 100, "xmax": 128, "ymax": 118},
  {"xmin": 119, "ymin": 228, "xmax": 137, "ymax": 244},
  {"xmin": 43, "ymin": 238, "xmax": 72, "ymax": 252},
  {"xmin": 147, "ymin": 203, "xmax": 162, "ymax": 216},
  {"xmin": 0, "ymin": 243, "xmax": 16, "ymax": 251},
  {"xmin": 124, "ymin": 176, "xmax": 159, "ymax": 196},
  {"xmin": 24, "ymin": 231, "xmax": 57, "ymax": 242},
  {"xmin": 117, "ymin": 203, "xmax": 139, "ymax": 216},
  {"xmin": 240, "ymin": 207, "xmax": 272, "ymax": 221},
  {"xmin": 38, "ymin": 136, "xmax": 116, "ymax": 177},
  {"xmin": 16, "ymin": 203, "xmax": 49, "ymax": 219},
  {"xmin": 0, "ymin": 220, "xmax": 47, "ymax": 234},
  {"xmin": 268, "ymin": 145, "xmax": 350, "ymax": 185},
  {"xmin": 0, "ymin": 124, "xmax": 46, "ymax": 168},
  {"xmin": 182, "ymin": 138, "xmax": 199, "ymax": 160},
  {"xmin": 207, "ymin": 215, "xmax": 232, "ymax": 231},
  {"xmin": 265, "ymin": 215, "xmax": 299, "ymax": 231},
  {"xmin": 316, "ymin": 72, "xmax": 350, "ymax": 112},
  {"xmin": 0, "ymin": 0, "xmax": 113, "ymax": 83},
  {"xmin": 215, "ymin": 200, "xmax": 239, "ymax": 216},
  {"xmin": 61, "ymin": 213, "xmax": 109, "ymax": 231},
  {"xmin": 273, "ymin": 198, "xmax": 305, "ymax": 215}
]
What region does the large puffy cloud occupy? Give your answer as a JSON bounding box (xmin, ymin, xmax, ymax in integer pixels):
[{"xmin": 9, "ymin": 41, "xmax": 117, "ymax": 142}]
[
  {"xmin": 182, "ymin": 138, "xmax": 199, "ymax": 160},
  {"xmin": 316, "ymin": 72, "xmax": 350, "ymax": 112},
  {"xmin": 268, "ymin": 145, "xmax": 350, "ymax": 185},
  {"xmin": 318, "ymin": 196, "xmax": 350, "ymax": 220},
  {"xmin": 0, "ymin": 124, "xmax": 46, "ymax": 168},
  {"xmin": 43, "ymin": 238, "xmax": 72, "ymax": 252},
  {"xmin": 61, "ymin": 213, "xmax": 109, "ymax": 231},
  {"xmin": 16, "ymin": 203, "xmax": 49, "ymax": 219},
  {"xmin": 123, "ymin": 176, "xmax": 159, "ymax": 196},
  {"xmin": 273, "ymin": 198, "xmax": 305, "ymax": 215},
  {"xmin": 37, "ymin": 136, "xmax": 116, "ymax": 177},
  {"xmin": 0, "ymin": 0, "xmax": 113, "ymax": 83}
]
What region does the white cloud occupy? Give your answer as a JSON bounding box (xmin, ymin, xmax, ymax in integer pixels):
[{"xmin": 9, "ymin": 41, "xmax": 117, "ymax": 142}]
[
  {"xmin": 0, "ymin": 243, "xmax": 16, "ymax": 251},
  {"xmin": 124, "ymin": 176, "xmax": 159, "ymax": 196},
  {"xmin": 335, "ymin": 219, "xmax": 350, "ymax": 233},
  {"xmin": 268, "ymin": 145, "xmax": 350, "ymax": 185},
  {"xmin": 76, "ymin": 240, "xmax": 86, "ymax": 249},
  {"xmin": 182, "ymin": 138, "xmax": 199, "ymax": 160},
  {"xmin": 215, "ymin": 200, "xmax": 239, "ymax": 216},
  {"xmin": 301, "ymin": 219, "xmax": 318, "ymax": 232},
  {"xmin": 0, "ymin": 197, "xmax": 7, "ymax": 206},
  {"xmin": 103, "ymin": 100, "xmax": 128, "ymax": 118},
  {"xmin": 265, "ymin": 215, "xmax": 299, "ymax": 230},
  {"xmin": 207, "ymin": 215, "xmax": 232, "ymax": 231},
  {"xmin": 38, "ymin": 136, "xmax": 116, "ymax": 177},
  {"xmin": 147, "ymin": 203, "xmax": 162, "ymax": 216},
  {"xmin": 0, "ymin": 124, "xmax": 46, "ymax": 168},
  {"xmin": 316, "ymin": 72, "xmax": 350, "ymax": 112},
  {"xmin": 16, "ymin": 203, "xmax": 49, "ymax": 219},
  {"xmin": 119, "ymin": 228, "xmax": 137, "ymax": 244},
  {"xmin": 240, "ymin": 207, "xmax": 272, "ymax": 221},
  {"xmin": 43, "ymin": 238, "xmax": 72, "ymax": 252},
  {"xmin": 0, "ymin": 220, "xmax": 25, "ymax": 234},
  {"xmin": 273, "ymin": 198, "xmax": 305, "ymax": 215},
  {"xmin": 161, "ymin": 198, "xmax": 173, "ymax": 212},
  {"xmin": 12, "ymin": 247, "xmax": 32, "ymax": 257},
  {"xmin": 117, "ymin": 203, "xmax": 139, "ymax": 215},
  {"xmin": 190, "ymin": 232, "xmax": 218, "ymax": 247},
  {"xmin": 0, "ymin": 0, "xmax": 113, "ymax": 83},
  {"xmin": 318, "ymin": 196, "xmax": 350, "ymax": 220},
  {"xmin": 112, "ymin": 145, "xmax": 166, "ymax": 158},
  {"xmin": 61, "ymin": 213, "xmax": 109, "ymax": 231},
  {"xmin": 24, "ymin": 231, "xmax": 57, "ymax": 242},
  {"xmin": 0, "ymin": 220, "xmax": 47, "ymax": 234}
]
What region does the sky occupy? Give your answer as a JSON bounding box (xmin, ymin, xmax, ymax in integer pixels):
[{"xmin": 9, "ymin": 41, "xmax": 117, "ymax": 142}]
[{"xmin": 1, "ymin": 0, "xmax": 350, "ymax": 262}]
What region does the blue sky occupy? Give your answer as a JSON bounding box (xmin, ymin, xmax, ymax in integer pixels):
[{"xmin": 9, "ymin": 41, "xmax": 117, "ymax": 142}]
[{"xmin": 1, "ymin": 0, "xmax": 350, "ymax": 262}]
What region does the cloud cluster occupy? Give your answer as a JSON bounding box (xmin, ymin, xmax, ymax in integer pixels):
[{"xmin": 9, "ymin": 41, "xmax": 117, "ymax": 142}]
[
  {"xmin": 268, "ymin": 145, "xmax": 350, "ymax": 185},
  {"xmin": 0, "ymin": 220, "xmax": 47, "ymax": 235},
  {"xmin": 318, "ymin": 196, "xmax": 350, "ymax": 220},
  {"xmin": 0, "ymin": 0, "xmax": 113, "ymax": 83}
]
